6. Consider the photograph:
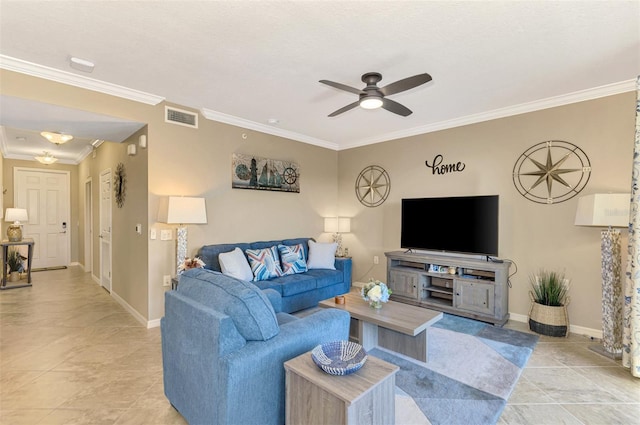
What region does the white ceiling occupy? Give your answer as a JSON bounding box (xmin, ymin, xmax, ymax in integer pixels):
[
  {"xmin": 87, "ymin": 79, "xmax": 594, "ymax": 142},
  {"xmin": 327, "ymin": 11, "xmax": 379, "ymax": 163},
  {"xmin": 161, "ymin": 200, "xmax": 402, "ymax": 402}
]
[{"xmin": 0, "ymin": 1, "xmax": 638, "ymax": 160}]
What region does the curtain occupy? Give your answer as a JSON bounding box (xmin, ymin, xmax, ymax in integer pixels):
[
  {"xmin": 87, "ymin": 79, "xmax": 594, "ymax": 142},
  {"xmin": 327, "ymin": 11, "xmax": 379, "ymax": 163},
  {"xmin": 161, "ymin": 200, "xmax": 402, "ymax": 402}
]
[{"xmin": 623, "ymin": 75, "xmax": 640, "ymax": 377}]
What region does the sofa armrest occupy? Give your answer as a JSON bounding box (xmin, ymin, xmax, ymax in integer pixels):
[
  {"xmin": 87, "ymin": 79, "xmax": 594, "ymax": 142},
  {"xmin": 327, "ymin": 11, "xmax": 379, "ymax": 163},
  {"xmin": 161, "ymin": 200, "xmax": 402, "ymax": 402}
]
[
  {"xmin": 262, "ymin": 288, "xmax": 282, "ymax": 313},
  {"xmin": 335, "ymin": 257, "xmax": 352, "ymax": 287},
  {"xmin": 220, "ymin": 308, "xmax": 350, "ymax": 425}
]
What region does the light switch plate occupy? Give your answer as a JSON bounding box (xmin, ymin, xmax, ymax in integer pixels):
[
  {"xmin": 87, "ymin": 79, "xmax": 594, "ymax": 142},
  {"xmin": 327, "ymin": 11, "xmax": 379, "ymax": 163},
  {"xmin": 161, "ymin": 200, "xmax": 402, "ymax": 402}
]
[
  {"xmin": 160, "ymin": 229, "xmax": 172, "ymax": 240},
  {"xmin": 150, "ymin": 228, "xmax": 157, "ymax": 240}
]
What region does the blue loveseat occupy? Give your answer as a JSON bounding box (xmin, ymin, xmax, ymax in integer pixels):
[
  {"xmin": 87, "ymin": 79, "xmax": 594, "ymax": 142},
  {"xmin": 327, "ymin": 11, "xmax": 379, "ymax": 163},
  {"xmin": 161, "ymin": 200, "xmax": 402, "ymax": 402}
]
[
  {"xmin": 197, "ymin": 237, "xmax": 352, "ymax": 313},
  {"xmin": 161, "ymin": 268, "xmax": 350, "ymax": 425}
]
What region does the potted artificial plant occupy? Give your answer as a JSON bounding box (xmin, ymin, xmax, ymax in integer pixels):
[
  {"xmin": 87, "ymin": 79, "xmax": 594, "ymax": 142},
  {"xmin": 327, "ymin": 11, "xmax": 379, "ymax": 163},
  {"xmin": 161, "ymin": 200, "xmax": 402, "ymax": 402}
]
[
  {"xmin": 528, "ymin": 269, "xmax": 570, "ymax": 337},
  {"xmin": 7, "ymin": 248, "xmax": 24, "ymax": 282}
]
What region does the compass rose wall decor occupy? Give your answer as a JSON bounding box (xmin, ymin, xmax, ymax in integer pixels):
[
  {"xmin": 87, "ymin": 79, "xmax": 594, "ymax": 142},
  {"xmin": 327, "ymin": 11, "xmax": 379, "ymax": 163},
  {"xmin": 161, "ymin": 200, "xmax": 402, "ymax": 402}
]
[
  {"xmin": 512, "ymin": 140, "xmax": 591, "ymax": 204},
  {"xmin": 355, "ymin": 165, "xmax": 391, "ymax": 207}
]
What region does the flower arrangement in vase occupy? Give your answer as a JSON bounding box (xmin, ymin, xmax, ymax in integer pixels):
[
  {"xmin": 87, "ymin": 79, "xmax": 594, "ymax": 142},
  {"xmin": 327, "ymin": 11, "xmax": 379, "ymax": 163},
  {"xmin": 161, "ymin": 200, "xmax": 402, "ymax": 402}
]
[
  {"xmin": 361, "ymin": 278, "xmax": 392, "ymax": 309},
  {"xmin": 178, "ymin": 257, "xmax": 205, "ymax": 274}
]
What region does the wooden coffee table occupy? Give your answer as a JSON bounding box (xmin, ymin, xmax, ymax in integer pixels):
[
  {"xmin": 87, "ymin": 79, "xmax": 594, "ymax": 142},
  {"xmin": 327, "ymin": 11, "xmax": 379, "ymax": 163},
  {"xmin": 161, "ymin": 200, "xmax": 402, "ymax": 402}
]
[{"xmin": 319, "ymin": 289, "xmax": 443, "ymax": 363}]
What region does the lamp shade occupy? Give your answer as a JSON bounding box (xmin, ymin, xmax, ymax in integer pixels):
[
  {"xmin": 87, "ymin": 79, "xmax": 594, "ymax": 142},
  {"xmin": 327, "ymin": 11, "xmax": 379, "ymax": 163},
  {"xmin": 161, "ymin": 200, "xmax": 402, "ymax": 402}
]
[
  {"xmin": 574, "ymin": 193, "xmax": 630, "ymax": 228},
  {"xmin": 324, "ymin": 217, "xmax": 351, "ymax": 233},
  {"xmin": 158, "ymin": 197, "xmax": 207, "ymax": 224},
  {"xmin": 338, "ymin": 217, "xmax": 351, "ymax": 233},
  {"xmin": 5, "ymin": 208, "xmax": 28, "ymax": 223}
]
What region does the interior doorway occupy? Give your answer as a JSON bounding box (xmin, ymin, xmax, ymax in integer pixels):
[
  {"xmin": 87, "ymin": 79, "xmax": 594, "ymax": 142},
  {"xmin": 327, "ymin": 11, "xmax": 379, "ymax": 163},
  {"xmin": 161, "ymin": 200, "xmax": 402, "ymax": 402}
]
[
  {"xmin": 99, "ymin": 169, "xmax": 112, "ymax": 293},
  {"xmin": 84, "ymin": 178, "xmax": 93, "ymax": 274}
]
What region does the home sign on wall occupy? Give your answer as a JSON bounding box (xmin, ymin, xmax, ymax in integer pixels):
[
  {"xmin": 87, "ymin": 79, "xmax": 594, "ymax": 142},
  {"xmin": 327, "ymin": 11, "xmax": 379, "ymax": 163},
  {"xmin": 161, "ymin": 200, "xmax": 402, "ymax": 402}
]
[{"xmin": 425, "ymin": 154, "xmax": 466, "ymax": 175}]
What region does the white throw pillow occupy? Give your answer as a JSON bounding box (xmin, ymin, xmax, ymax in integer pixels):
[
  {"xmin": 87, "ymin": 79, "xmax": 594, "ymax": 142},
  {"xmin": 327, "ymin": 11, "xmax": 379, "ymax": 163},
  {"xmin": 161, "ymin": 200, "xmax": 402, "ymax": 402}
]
[
  {"xmin": 219, "ymin": 247, "xmax": 253, "ymax": 281},
  {"xmin": 307, "ymin": 240, "xmax": 337, "ymax": 270}
]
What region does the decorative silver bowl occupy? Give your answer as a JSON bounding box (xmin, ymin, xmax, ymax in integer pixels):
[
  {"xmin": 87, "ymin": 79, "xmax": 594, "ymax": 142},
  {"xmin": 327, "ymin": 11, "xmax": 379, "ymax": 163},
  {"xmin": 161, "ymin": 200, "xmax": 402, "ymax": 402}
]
[{"xmin": 311, "ymin": 340, "xmax": 367, "ymax": 375}]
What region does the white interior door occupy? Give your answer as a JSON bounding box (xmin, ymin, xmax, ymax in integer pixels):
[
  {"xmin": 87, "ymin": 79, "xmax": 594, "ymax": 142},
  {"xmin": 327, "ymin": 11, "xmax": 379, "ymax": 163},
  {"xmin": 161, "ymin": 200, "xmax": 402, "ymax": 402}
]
[
  {"xmin": 14, "ymin": 168, "xmax": 70, "ymax": 269},
  {"xmin": 99, "ymin": 169, "xmax": 112, "ymax": 292},
  {"xmin": 84, "ymin": 178, "xmax": 93, "ymax": 274}
]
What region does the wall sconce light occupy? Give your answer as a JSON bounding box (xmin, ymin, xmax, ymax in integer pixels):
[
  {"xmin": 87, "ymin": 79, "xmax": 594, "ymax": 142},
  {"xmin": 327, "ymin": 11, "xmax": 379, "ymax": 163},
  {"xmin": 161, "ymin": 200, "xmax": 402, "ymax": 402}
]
[
  {"xmin": 139, "ymin": 134, "xmax": 147, "ymax": 148},
  {"xmin": 324, "ymin": 217, "xmax": 351, "ymax": 257},
  {"xmin": 127, "ymin": 144, "xmax": 137, "ymax": 156}
]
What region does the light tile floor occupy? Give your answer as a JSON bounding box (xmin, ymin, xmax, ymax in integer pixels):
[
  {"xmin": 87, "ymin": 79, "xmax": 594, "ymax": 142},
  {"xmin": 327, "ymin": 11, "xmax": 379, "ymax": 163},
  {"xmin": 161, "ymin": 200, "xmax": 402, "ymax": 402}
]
[{"xmin": 1, "ymin": 267, "xmax": 638, "ymax": 424}]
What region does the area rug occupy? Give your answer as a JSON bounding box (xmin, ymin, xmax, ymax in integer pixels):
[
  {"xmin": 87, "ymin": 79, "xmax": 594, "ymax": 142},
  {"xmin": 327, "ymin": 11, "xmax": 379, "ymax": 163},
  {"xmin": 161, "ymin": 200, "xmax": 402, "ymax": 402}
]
[{"xmin": 371, "ymin": 314, "xmax": 539, "ymax": 425}]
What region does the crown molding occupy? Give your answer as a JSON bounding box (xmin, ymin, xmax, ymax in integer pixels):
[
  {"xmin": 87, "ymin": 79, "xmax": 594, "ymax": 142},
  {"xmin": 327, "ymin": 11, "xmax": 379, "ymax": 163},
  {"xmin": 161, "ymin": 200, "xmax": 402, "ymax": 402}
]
[
  {"xmin": 2, "ymin": 152, "xmax": 76, "ymax": 165},
  {"xmin": 0, "ymin": 55, "xmax": 165, "ymax": 106},
  {"xmin": 200, "ymin": 108, "xmax": 339, "ymax": 151},
  {"xmin": 341, "ymin": 79, "xmax": 637, "ymax": 150}
]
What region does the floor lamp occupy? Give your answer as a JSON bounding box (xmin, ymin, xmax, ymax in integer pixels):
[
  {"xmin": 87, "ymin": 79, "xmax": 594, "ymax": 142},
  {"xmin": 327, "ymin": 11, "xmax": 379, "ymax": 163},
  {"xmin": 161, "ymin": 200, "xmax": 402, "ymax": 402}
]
[
  {"xmin": 158, "ymin": 196, "xmax": 207, "ymax": 272},
  {"xmin": 575, "ymin": 193, "xmax": 630, "ymax": 359}
]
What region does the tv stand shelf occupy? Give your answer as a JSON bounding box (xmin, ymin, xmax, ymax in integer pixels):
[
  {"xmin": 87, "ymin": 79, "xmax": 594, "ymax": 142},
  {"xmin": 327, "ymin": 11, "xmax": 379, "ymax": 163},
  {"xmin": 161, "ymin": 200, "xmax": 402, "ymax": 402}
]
[{"xmin": 385, "ymin": 251, "xmax": 511, "ymax": 326}]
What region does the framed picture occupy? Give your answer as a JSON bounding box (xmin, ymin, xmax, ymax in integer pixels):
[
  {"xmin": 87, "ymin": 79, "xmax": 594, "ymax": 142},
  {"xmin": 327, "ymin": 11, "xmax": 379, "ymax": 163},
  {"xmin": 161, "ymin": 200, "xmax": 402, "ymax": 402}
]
[{"xmin": 232, "ymin": 154, "xmax": 300, "ymax": 193}]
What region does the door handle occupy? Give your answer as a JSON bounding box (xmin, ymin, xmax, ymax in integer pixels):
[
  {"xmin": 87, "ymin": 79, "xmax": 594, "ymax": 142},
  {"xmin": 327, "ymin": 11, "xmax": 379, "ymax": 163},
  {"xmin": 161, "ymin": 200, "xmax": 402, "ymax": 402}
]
[{"xmin": 60, "ymin": 231, "xmax": 67, "ymax": 234}]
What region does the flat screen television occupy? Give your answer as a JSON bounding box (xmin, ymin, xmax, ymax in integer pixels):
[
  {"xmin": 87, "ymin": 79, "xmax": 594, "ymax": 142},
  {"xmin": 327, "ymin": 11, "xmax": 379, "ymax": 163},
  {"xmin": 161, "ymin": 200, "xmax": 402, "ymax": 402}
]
[{"xmin": 401, "ymin": 195, "xmax": 499, "ymax": 257}]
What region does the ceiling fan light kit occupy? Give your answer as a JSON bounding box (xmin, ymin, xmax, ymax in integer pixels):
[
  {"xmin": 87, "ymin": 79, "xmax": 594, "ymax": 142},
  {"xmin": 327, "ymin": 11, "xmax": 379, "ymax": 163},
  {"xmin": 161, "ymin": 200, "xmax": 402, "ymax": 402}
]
[
  {"xmin": 40, "ymin": 131, "xmax": 73, "ymax": 144},
  {"xmin": 359, "ymin": 96, "xmax": 383, "ymax": 110},
  {"xmin": 320, "ymin": 71, "xmax": 432, "ymax": 117}
]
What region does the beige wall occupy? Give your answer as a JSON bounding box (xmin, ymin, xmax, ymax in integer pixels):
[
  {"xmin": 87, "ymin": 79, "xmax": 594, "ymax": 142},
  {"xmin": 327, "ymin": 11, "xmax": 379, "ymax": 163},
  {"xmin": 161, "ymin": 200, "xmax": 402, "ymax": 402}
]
[
  {"xmin": 2, "ymin": 68, "xmax": 635, "ymax": 332},
  {"xmin": 1, "ymin": 70, "xmax": 338, "ymax": 322},
  {"xmin": 148, "ymin": 103, "xmax": 338, "ymax": 319},
  {"xmin": 77, "ymin": 130, "xmax": 149, "ymax": 317},
  {"xmin": 337, "ymin": 92, "xmax": 636, "ymax": 331}
]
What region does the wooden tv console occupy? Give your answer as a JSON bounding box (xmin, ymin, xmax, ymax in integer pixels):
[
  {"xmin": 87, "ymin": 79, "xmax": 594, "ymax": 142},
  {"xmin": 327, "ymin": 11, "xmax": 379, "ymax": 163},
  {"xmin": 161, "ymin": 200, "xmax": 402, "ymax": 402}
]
[{"xmin": 385, "ymin": 251, "xmax": 511, "ymax": 326}]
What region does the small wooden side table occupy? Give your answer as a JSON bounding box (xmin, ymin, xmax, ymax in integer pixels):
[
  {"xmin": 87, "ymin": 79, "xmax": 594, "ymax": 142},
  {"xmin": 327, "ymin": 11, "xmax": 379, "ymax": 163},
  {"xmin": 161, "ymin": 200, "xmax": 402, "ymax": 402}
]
[
  {"xmin": 0, "ymin": 238, "xmax": 35, "ymax": 290},
  {"xmin": 285, "ymin": 350, "xmax": 398, "ymax": 425}
]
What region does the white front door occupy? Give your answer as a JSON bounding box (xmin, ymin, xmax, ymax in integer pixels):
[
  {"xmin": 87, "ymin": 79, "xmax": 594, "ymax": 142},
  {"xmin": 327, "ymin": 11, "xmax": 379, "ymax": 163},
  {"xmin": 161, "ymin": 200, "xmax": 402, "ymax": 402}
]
[
  {"xmin": 14, "ymin": 168, "xmax": 70, "ymax": 269},
  {"xmin": 99, "ymin": 169, "xmax": 112, "ymax": 292}
]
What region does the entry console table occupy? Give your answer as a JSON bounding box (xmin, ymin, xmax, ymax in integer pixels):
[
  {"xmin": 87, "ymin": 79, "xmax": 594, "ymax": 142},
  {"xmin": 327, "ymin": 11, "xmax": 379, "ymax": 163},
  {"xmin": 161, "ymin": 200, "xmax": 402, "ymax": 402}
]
[
  {"xmin": 385, "ymin": 251, "xmax": 511, "ymax": 326},
  {"xmin": 1, "ymin": 238, "xmax": 34, "ymax": 290}
]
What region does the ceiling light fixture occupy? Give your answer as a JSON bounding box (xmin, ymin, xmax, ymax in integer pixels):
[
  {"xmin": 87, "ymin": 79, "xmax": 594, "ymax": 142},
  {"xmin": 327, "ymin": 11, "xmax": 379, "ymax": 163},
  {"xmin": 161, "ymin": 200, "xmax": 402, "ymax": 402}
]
[
  {"xmin": 41, "ymin": 131, "xmax": 73, "ymax": 145},
  {"xmin": 69, "ymin": 56, "xmax": 95, "ymax": 73},
  {"xmin": 359, "ymin": 96, "xmax": 383, "ymax": 110},
  {"xmin": 34, "ymin": 152, "xmax": 59, "ymax": 165}
]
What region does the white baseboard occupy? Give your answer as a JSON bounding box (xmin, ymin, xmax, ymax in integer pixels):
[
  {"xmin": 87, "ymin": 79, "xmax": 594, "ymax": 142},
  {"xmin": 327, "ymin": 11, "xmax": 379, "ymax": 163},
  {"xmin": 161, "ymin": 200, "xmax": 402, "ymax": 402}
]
[
  {"xmin": 91, "ymin": 273, "xmax": 100, "ymax": 285},
  {"xmin": 110, "ymin": 290, "xmax": 148, "ymax": 327},
  {"xmin": 509, "ymin": 312, "xmax": 602, "ymax": 339},
  {"xmin": 147, "ymin": 318, "xmax": 161, "ymax": 329}
]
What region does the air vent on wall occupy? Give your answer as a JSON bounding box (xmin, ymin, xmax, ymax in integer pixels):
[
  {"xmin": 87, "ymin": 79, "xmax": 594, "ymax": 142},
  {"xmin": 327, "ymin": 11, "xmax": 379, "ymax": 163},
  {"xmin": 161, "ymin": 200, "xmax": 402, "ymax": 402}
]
[{"xmin": 165, "ymin": 106, "xmax": 198, "ymax": 129}]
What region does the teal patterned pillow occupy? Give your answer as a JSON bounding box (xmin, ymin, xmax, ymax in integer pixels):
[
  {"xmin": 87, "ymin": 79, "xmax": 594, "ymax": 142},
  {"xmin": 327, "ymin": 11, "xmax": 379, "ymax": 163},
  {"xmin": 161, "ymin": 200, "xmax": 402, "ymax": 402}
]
[
  {"xmin": 245, "ymin": 246, "xmax": 283, "ymax": 281},
  {"xmin": 278, "ymin": 244, "xmax": 308, "ymax": 275}
]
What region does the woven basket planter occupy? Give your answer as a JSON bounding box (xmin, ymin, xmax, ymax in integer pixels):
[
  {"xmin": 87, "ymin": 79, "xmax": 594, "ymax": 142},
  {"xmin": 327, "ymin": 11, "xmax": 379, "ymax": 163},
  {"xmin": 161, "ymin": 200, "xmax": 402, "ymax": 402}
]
[{"xmin": 528, "ymin": 292, "xmax": 570, "ymax": 337}]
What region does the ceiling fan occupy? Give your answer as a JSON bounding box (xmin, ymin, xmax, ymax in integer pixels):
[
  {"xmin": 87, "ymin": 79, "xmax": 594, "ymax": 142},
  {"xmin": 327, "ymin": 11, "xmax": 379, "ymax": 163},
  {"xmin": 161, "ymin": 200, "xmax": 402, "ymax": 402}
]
[{"xmin": 319, "ymin": 72, "xmax": 432, "ymax": 117}]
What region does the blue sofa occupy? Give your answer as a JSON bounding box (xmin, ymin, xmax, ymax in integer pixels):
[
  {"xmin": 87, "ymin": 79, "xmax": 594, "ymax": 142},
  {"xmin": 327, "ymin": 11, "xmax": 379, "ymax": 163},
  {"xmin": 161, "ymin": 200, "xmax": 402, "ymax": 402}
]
[
  {"xmin": 161, "ymin": 268, "xmax": 350, "ymax": 425},
  {"xmin": 197, "ymin": 237, "xmax": 352, "ymax": 313}
]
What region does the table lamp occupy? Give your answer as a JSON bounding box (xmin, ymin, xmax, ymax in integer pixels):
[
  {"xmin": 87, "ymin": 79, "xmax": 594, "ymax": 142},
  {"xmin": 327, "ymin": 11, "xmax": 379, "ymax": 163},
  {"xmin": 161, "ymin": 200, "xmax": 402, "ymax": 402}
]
[
  {"xmin": 158, "ymin": 196, "xmax": 207, "ymax": 272},
  {"xmin": 324, "ymin": 217, "xmax": 351, "ymax": 257},
  {"xmin": 574, "ymin": 193, "xmax": 630, "ymax": 359},
  {"xmin": 5, "ymin": 208, "xmax": 28, "ymax": 242}
]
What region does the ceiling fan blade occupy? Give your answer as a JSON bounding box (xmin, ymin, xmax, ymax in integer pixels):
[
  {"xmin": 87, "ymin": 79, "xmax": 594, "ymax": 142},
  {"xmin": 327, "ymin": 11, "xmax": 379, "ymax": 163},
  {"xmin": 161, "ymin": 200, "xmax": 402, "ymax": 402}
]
[
  {"xmin": 328, "ymin": 101, "xmax": 360, "ymax": 117},
  {"xmin": 379, "ymin": 73, "xmax": 432, "ymax": 96},
  {"xmin": 382, "ymin": 98, "xmax": 412, "ymax": 116},
  {"xmin": 319, "ymin": 80, "xmax": 364, "ymax": 95}
]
